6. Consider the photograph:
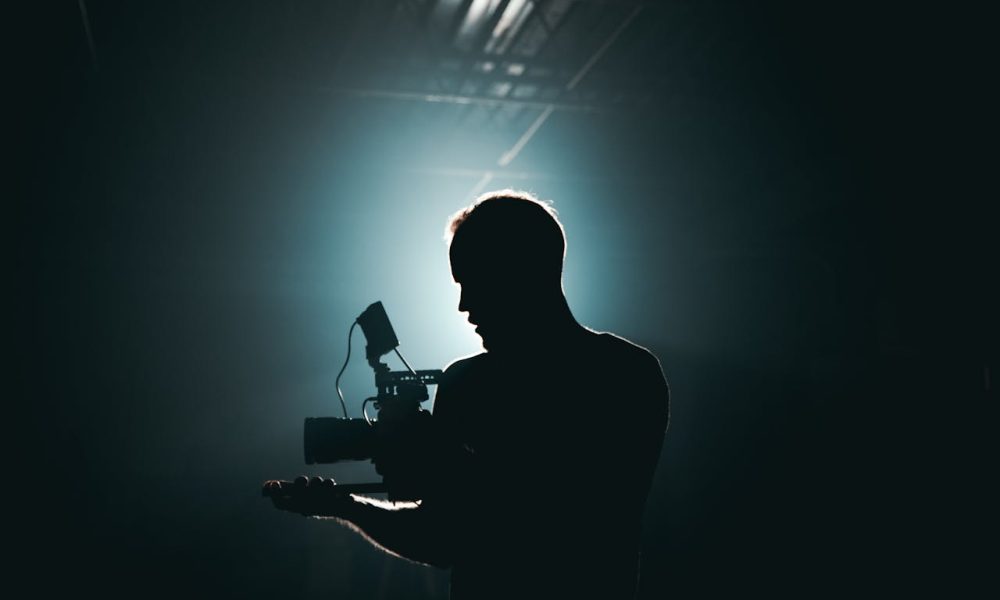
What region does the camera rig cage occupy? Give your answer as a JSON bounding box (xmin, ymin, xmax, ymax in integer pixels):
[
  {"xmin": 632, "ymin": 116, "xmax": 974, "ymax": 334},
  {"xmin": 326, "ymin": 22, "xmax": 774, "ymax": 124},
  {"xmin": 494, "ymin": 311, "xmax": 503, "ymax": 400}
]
[{"xmin": 266, "ymin": 301, "xmax": 443, "ymax": 497}]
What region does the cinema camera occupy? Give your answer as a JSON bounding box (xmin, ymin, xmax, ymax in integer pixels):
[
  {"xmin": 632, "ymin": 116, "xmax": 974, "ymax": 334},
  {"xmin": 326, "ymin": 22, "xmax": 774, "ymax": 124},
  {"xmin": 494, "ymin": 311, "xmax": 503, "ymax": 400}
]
[{"xmin": 264, "ymin": 301, "xmax": 442, "ymax": 500}]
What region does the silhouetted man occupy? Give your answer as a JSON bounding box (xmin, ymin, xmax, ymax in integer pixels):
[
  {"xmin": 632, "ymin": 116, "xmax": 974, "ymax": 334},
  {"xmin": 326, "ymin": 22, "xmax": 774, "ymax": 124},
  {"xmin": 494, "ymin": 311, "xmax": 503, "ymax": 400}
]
[{"xmin": 271, "ymin": 190, "xmax": 669, "ymax": 599}]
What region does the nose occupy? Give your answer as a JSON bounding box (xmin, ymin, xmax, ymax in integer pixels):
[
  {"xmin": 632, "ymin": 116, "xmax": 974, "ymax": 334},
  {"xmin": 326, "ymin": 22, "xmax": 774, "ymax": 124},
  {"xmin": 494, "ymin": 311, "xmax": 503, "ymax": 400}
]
[
  {"xmin": 458, "ymin": 284, "xmax": 483, "ymax": 325},
  {"xmin": 458, "ymin": 285, "xmax": 470, "ymax": 315}
]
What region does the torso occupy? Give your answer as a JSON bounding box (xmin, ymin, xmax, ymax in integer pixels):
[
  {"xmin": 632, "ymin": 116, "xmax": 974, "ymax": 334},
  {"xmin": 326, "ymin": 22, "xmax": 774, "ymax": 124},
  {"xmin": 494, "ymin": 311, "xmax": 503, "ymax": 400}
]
[{"xmin": 433, "ymin": 329, "xmax": 670, "ymax": 599}]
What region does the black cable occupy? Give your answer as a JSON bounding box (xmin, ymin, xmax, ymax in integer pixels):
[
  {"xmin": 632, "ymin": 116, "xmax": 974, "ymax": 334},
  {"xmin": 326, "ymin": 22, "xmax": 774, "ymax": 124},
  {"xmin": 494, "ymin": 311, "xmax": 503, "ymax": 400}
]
[
  {"xmin": 335, "ymin": 321, "xmax": 358, "ymax": 418},
  {"xmin": 361, "ymin": 397, "xmax": 374, "ymax": 426},
  {"xmin": 393, "ymin": 347, "xmax": 418, "ymax": 376}
]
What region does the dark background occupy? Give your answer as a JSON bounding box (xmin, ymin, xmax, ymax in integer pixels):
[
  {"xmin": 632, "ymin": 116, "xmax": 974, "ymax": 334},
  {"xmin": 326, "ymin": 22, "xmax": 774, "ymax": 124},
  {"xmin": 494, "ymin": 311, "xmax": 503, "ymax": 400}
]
[{"xmin": 15, "ymin": 1, "xmax": 993, "ymax": 597}]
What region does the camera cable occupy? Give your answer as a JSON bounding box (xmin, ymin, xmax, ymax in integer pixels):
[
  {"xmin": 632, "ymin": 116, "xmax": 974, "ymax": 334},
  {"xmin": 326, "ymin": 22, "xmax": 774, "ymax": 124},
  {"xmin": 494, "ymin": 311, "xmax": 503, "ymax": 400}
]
[
  {"xmin": 393, "ymin": 347, "xmax": 418, "ymax": 376},
  {"xmin": 335, "ymin": 320, "xmax": 358, "ymax": 418}
]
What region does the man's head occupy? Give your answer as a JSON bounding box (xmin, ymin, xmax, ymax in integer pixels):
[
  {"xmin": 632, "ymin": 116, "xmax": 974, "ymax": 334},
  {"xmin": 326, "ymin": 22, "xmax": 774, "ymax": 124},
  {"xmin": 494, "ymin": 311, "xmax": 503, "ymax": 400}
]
[{"xmin": 445, "ymin": 190, "xmax": 568, "ymax": 351}]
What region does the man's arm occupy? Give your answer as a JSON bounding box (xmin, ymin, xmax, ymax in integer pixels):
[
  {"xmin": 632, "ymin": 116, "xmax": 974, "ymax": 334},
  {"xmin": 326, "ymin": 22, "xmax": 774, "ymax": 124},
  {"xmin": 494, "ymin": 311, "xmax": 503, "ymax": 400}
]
[
  {"xmin": 328, "ymin": 494, "xmax": 456, "ymax": 568},
  {"xmin": 267, "ymin": 477, "xmax": 455, "ymax": 568}
]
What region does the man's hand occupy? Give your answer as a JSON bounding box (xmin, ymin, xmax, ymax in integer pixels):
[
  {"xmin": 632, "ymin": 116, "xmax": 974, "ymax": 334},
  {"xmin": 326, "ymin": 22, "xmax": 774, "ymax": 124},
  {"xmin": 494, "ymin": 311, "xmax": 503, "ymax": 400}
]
[{"xmin": 263, "ymin": 476, "xmax": 356, "ymax": 517}]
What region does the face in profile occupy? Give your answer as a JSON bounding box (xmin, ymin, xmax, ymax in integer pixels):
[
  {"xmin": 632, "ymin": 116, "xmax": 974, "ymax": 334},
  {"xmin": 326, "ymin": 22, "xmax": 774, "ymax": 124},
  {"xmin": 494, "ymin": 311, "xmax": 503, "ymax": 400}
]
[{"xmin": 454, "ymin": 269, "xmax": 535, "ymax": 352}]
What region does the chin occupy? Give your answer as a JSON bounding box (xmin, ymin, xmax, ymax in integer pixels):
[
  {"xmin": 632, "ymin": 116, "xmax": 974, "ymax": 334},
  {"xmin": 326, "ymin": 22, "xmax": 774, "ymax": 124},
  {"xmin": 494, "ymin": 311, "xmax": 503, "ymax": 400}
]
[
  {"xmin": 479, "ymin": 336, "xmax": 513, "ymax": 353},
  {"xmin": 476, "ymin": 326, "xmax": 516, "ymax": 352}
]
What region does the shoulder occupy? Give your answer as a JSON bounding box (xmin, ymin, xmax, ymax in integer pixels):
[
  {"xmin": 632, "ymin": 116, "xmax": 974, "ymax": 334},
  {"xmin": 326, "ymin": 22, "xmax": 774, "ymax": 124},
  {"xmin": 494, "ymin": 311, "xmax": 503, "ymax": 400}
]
[
  {"xmin": 441, "ymin": 352, "xmax": 489, "ymax": 382},
  {"xmin": 434, "ymin": 352, "xmax": 489, "ymax": 399},
  {"xmin": 431, "ymin": 353, "xmax": 487, "ymax": 418},
  {"xmin": 587, "ymin": 329, "xmax": 666, "ymax": 375},
  {"xmin": 588, "ymin": 330, "xmax": 670, "ymax": 428},
  {"xmin": 587, "ymin": 329, "xmax": 669, "ymax": 404}
]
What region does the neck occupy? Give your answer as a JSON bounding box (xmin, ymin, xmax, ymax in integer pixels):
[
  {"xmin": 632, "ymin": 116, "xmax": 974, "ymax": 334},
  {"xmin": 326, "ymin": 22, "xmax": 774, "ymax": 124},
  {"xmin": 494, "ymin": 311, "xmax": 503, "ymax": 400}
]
[
  {"xmin": 489, "ymin": 293, "xmax": 583, "ymax": 357},
  {"xmin": 531, "ymin": 293, "xmax": 579, "ymax": 333}
]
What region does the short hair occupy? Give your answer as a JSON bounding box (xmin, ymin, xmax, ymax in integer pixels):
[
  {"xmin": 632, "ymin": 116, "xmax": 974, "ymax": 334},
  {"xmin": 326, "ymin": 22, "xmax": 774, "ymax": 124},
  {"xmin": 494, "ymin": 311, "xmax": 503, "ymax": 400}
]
[{"xmin": 446, "ymin": 189, "xmax": 566, "ymax": 284}]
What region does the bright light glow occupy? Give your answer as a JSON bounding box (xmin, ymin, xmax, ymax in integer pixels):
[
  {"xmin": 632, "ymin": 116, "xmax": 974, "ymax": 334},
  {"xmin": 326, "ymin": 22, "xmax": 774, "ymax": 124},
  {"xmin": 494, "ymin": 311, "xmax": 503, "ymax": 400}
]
[
  {"xmin": 486, "ymin": 0, "xmax": 533, "ymax": 54},
  {"xmin": 457, "ymin": 0, "xmax": 503, "ymax": 44},
  {"xmin": 491, "ymin": 0, "xmax": 530, "ymax": 41}
]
